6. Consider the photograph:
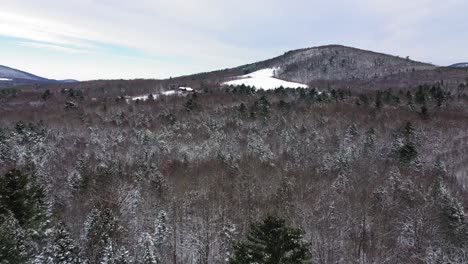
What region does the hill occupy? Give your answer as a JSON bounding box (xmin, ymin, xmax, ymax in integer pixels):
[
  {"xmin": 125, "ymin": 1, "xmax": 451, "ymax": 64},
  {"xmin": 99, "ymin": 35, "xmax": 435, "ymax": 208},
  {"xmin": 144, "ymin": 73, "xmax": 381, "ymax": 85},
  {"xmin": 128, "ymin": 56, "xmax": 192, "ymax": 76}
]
[
  {"xmin": 166, "ymin": 45, "xmax": 436, "ymax": 87},
  {"xmin": 0, "ymin": 65, "xmax": 76, "ymax": 88},
  {"xmin": 449, "ymin": 62, "xmax": 468, "ymax": 68}
]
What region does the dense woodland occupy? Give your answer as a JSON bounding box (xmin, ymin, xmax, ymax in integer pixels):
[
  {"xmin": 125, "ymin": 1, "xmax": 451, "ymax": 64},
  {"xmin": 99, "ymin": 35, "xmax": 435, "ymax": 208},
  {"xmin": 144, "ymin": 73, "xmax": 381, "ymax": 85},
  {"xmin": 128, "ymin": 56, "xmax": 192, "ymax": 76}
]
[{"xmin": 1, "ymin": 75, "xmax": 468, "ymax": 263}]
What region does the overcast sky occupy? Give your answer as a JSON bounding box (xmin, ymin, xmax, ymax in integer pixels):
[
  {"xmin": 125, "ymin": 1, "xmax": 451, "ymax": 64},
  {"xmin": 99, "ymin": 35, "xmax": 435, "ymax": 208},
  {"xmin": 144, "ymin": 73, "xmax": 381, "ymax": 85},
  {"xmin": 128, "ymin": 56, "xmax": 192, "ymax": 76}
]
[{"xmin": 0, "ymin": 0, "xmax": 466, "ymax": 80}]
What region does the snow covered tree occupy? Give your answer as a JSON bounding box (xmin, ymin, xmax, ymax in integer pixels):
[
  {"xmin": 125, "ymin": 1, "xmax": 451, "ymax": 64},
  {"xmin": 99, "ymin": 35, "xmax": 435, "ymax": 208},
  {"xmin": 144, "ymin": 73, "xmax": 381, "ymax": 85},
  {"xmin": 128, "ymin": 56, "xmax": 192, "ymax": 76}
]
[
  {"xmin": 431, "ymin": 177, "xmax": 468, "ymax": 247},
  {"xmin": 99, "ymin": 241, "xmax": 116, "ymax": 264},
  {"xmin": 220, "ymin": 223, "xmax": 237, "ymax": 263},
  {"xmin": 393, "ymin": 122, "xmax": 418, "ymax": 164},
  {"xmin": 38, "ymin": 222, "xmax": 82, "ymax": 264},
  {"xmin": 153, "ymin": 211, "xmax": 171, "ymax": 245},
  {"xmin": 83, "ymin": 208, "xmax": 118, "ymax": 263},
  {"xmin": 0, "ymin": 168, "xmax": 47, "ymax": 231},
  {"xmin": 140, "ymin": 234, "xmax": 159, "ymax": 264},
  {"xmin": 229, "ymin": 216, "xmax": 311, "ymax": 264},
  {"xmin": 251, "ymin": 96, "xmax": 270, "ymax": 118},
  {"xmin": 114, "ymin": 246, "xmax": 132, "ymax": 264},
  {"xmin": 0, "ymin": 213, "xmax": 35, "ymax": 264}
]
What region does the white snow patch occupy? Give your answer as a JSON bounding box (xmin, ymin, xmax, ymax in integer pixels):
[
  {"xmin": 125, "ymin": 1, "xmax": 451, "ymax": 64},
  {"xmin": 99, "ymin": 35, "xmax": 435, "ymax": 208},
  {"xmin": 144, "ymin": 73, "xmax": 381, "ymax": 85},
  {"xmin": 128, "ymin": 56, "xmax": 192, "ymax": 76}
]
[
  {"xmin": 178, "ymin": 87, "xmax": 194, "ymax": 92},
  {"xmin": 131, "ymin": 94, "xmax": 158, "ymax": 101},
  {"xmin": 128, "ymin": 88, "xmax": 195, "ymax": 102},
  {"xmin": 223, "ymin": 68, "xmax": 308, "ymax": 90},
  {"xmin": 161, "ymin": 90, "xmax": 178, "ymax": 96},
  {"xmin": 0, "ymin": 78, "xmax": 12, "ymax": 81}
]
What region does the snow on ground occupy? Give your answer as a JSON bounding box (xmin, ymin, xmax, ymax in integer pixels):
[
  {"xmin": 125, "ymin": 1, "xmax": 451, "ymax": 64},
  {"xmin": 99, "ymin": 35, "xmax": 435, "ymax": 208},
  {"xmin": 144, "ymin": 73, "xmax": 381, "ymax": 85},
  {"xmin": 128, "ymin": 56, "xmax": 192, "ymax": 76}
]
[
  {"xmin": 223, "ymin": 68, "xmax": 308, "ymax": 90},
  {"xmin": 178, "ymin": 87, "xmax": 194, "ymax": 92},
  {"xmin": 130, "ymin": 95, "xmax": 157, "ymax": 101},
  {"xmin": 0, "ymin": 78, "xmax": 12, "ymax": 81},
  {"xmin": 161, "ymin": 90, "xmax": 177, "ymax": 96},
  {"xmin": 128, "ymin": 87, "xmax": 194, "ymax": 102}
]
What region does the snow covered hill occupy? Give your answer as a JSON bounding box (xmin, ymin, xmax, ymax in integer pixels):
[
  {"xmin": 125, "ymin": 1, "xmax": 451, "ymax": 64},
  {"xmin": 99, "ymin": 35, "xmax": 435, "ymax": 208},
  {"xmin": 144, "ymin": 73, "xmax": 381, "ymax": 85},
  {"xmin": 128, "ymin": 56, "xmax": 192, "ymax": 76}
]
[
  {"xmin": 0, "ymin": 65, "xmax": 50, "ymax": 81},
  {"xmin": 0, "ymin": 65, "xmax": 76, "ymax": 88},
  {"xmin": 223, "ymin": 68, "xmax": 308, "ymax": 90}
]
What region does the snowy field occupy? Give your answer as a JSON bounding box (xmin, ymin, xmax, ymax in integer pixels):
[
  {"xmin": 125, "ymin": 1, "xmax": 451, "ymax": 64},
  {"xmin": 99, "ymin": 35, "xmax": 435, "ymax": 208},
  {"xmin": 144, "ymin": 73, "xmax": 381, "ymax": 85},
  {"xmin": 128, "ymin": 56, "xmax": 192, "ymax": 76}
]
[
  {"xmin": 223, "ymin": 68, "xmax": 308, "ymax": 90},
  {"xmin": 0, "ymin": 78, "xmax": 12, "ymax": 81}
]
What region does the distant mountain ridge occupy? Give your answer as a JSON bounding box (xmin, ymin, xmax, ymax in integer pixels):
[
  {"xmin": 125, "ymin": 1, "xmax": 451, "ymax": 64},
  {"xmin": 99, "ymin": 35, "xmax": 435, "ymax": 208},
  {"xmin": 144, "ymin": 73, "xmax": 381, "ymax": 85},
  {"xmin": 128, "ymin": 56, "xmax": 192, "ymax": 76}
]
[
  {"xmin": 449, "ymin": 63, "xmax": 468, "ymax": 68},
  {"xmin": 0, "ymin": 65, "xmax": 77, "ymax": 88}
]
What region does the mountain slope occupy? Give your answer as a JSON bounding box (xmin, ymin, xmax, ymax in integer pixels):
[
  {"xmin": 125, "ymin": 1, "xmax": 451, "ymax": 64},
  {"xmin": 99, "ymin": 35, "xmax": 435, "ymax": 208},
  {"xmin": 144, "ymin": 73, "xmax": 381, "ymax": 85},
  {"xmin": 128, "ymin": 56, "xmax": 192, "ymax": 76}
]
[
  {"xmin": 272, "ymin": 45, "xmax": 435, "ymax": 83},
  {"xmin": 0, "ymin": 65, "xmax": 51, "ymax": 81},
  {"xmin": 168, "ymin": 45, "xmax": 437, "ymax": 88},
  {"xmin": 0, "ymin": 65, "xmax": 76, "ymax": 88},
  {"xmin": 449, "ymin": 63, "xmax": 468, "ymax": 68}
]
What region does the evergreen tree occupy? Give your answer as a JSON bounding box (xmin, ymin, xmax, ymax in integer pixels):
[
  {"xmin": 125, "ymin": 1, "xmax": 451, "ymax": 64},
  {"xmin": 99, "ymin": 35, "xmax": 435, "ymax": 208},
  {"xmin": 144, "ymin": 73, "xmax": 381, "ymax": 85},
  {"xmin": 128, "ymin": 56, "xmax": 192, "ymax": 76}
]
[
  {"xmin": 238, "ymin": 103, "xmax": 247, "ymax": 117},
  {"xmin": 153, "ymin": 211, "xmax": 170, "ymax": 245},
  {"xmin": 83, "ymin": 208, "xmax": 118, "ymax": 263},
  {"xmin": 415, "ymin": 86, "xmax": 426, "ymax": 105},
  {"xmin": 375, "ymin": 91, "xmax": 383, "ymax": 109},
  {"xmin": 395, "ymin": 122, "xmax": 418, "ymax": 164},
  {"xmin": 39, "ymin": 223, "xmax": 82, "ymax": 264},
  {"xmin": 431, "ymin": 178, "xmax": 468, "ymax": 247},
  {"xmin": 229, "ymin": 216, "xmax": 310, "ymax": 264},
  {"xmin": 100, "ymin": 241, "xmax": 114, "ymax": 264},
  {"xmin": 251, "ymin": 96, "xmax": 270, "ymax": 118},
  {"xmin": 0, "ymin": 169, "xmax": 47, "ymax": 231},
  {"xmin": 358, "ymin": 94, "xmax": 370, "ymax": 106},
  {"xmin": 363, "ymin": 128, "xmax": 376, "ymax": 154},
  {"xmin": 140, "ymin": 234, "xmax": 159, "ymax": 264},
  {"xmin": 420, "ymin": 104, "xmax": 429, "ymax": 119},
  {"xmin": 184, "ymin": 97, "xmax": 199, "ymax": 112},
  {"xmin": 0, "ymin": 213, "xmax": 34, "ymax": 264},
  {"xmin": 41, "ymin": 90, "xmax": 52, "ymax": 101},
  {"xmin": 114, "ymin": 246, "xmax": 132, "ymax": 264}
]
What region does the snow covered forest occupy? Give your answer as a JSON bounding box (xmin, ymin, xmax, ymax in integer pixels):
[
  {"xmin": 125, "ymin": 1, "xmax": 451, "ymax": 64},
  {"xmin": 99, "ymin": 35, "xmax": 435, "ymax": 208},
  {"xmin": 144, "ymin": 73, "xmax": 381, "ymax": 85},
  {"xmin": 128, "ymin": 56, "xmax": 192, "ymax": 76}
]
[{"xmin": 1, "ymin": 79, "xmax": 468, "ymax": 263}]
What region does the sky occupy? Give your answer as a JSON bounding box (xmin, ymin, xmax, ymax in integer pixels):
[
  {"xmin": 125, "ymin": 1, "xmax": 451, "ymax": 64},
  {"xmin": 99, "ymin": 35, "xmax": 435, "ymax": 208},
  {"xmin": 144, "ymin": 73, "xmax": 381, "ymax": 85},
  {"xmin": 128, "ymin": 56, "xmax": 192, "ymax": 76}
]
[{"xmin": 0, "ymin": 0, "xmax": 467, "ymax": 81}]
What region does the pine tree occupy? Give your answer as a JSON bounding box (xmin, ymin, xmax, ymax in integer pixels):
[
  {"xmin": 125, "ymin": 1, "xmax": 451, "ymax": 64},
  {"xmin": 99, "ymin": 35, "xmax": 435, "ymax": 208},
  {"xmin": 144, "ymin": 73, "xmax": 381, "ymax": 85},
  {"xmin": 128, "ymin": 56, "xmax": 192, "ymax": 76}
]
[
  {"xmin": 41, "ymin": 90, "xmax": 52, "ymax": 101},
  {"xmin": 431, "ymin": 177, "xmax": 468, "ymax": 247},
  {"xmin": 141, "ymin": 234, "xmax": 159, "ymax": 264},
  {"xmin": 0, "ymin": 168, "xmax": 47, "ymax": 231},
  {"xmin": 0, "ymin": 213, "xmax": 34, "ymax": 264},
  {"xmin": 420, "ymin": 104, "xmax": 429, "ymax": 119},
  {"xmin": 238, "ymin": 103, "xmax": 247, "ymax": 117},
  {"xmin": 375, "ymin": 91, "xmax": 383, "ymax": 109},
  {"xmin": 363, "ymin": 128, "xmax": 376, "ymax": 154},
  {"xmin": 114, "ymin": 246, "xmax": 132, "ymax": 264},
  {"xmin": 395, "ymin": 122, "xmax": 418, "ymax": 164},
  {"xmin": 100, "ymin": 241, "xmax": 115, "ymax": 264},
  {"xmin": 229, "ymin": 216, "xmax": 311, "ymax": 264},
  {"xmin": 38, "ymin": 222, "xmax": 82, "ymax": 264},
  {"xmin": 251, "ymin": 96, "xmax": 270, "ymax": 118},
  {"xmin": 153, "ymin": 211, "xmax": 170, "ymax": 245},
  {"xmin": 83, "ymin": 208, "xmax": 117, "ymax": 263},
  {"xmin": 415, "ymin": 86, "xmax": 426, "ymax": 105}
]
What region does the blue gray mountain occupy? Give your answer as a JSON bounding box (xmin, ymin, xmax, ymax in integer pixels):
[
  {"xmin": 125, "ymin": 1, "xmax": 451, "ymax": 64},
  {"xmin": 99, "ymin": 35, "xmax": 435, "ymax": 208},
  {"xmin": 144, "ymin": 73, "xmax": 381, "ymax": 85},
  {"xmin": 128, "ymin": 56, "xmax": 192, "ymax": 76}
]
[{"xmin": 0, "ymin": 65, "xmax": 77, "ymax": 87}]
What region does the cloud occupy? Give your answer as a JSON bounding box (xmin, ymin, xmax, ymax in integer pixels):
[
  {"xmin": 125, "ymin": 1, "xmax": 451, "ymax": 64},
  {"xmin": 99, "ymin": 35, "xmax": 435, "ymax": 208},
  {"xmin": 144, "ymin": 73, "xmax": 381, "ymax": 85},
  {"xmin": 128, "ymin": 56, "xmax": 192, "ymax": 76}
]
[
  {"xmin": 0, "ymin": 0, "xmax": 467, "ymax": 79},
  {"xmin": 19, "ymin": 41, "xmax": 89, "ymax": 54}
]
